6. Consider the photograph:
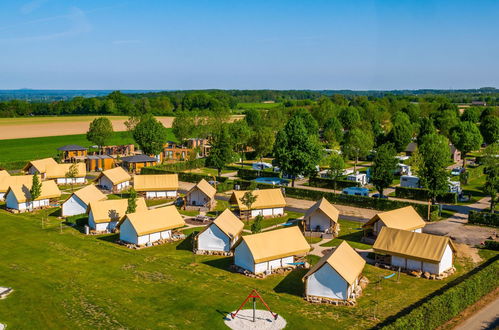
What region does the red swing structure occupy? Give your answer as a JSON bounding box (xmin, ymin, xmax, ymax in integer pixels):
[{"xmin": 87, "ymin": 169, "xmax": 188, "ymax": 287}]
[{"xmin": 230, "ymin": 289, "xmax": 278, "ymax": 322}]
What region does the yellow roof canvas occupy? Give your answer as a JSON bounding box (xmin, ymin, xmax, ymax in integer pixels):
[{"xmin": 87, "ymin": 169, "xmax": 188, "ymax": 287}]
[
  {"xmin": 7, "ymin": 179, "xmax": 61, "ymax": 202},
  {"xmin": 72, "ymin": 185, "xmax": 107, "ymax": 205},
  {"xmin": 212, "ymin": 209, "xmax": 244, "ymax": 239},
  {"xmin": 305, "ymin": 197, "xmax": 339, "ymax": 223},
  {"xmin": 125, "ymin": 205, "xmax": 185, "ymax": 236},
  {"xmin": 373, "ymin": 227, "xmax": 456, "ymax": 263},
  {"xmin": 230, "ymin": 188, "xmax": 286, "ymax": 210},
  {"xmin": 23, "ymin": 158, "xmax": 58, "ymax": 173},
  {"xmin": 0, "ymin": 170, "xmax": 10, "ymax": 177},
  {"xmin": 240, "ymin": 226, "xmax": 310, "ymax": 263},
  {"xmin": 363, "ymin": 206, "xmax": 426, "ymax": 231},
  {"xmin": 304, "ymin": 241, "xmax": 365, "ymax": 285},
  {"xmin": 98, "ymin": 167, "xmax": 131, "ymax": 185},
  {"xmin": 189, "ymin": 179, "xmax": 216, "ymax": 199},
  {"xmin": 134, "ymin": 174, "xmax": 179, "ymax": 192},
  {"xmin": 88, "ymin": 198, "xmax": 147, "ymax": 223},
  {"xmin": 0, "ymin": 175, "xmax": 33, "ymax": 193},
  {"xmin": 45, "ymin": 163, "xmax": 86, "ymax": 179}
]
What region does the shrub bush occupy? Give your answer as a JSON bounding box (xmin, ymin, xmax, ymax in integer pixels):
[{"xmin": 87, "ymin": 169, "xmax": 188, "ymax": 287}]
[
  {"xmin": 309, "ymin": 176, "xmax": 359, "ymax": 189},
  {"xmin": 395, "ymin": 186, "xmax": 457, "ymax": 204},
  {"xmin": 468, "ymin": 210, "xmax": 499, "ymax": 227},
  {"xmin": 147, "ymin": 158, "xmax": 206, "ymax": 172},
  {"xmin": 382, "ymin": 256, "xmax": 499, "ymax": 330},
  {"xmin": 483, "ymin": 240, "xmax": 499, "ymax": 251},
  {"xmin": 141, "ymin": 167, "xmax": 229, "ymax": 184}
]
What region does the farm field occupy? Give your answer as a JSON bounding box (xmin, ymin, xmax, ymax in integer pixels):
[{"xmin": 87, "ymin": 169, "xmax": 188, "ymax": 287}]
[
  {"xmin": 0, "ymin": 116, "xmax": 175, "ymax": 140},
  {"xmin": 0, "ymin": 129, "xmax": 176, "ymax": 170},
  {"xmin": 0, "ymin": 207, "xmax": 492, "ymax": 329}
]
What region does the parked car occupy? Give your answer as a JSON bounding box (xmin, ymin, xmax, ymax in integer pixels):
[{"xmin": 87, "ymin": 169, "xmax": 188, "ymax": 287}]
[
  {"xmin": 451, "ymin": 167, "xmax": 465, "ymax": 176},
  {"xmin": 372, "ymin": 193, "xmax": 388, "ymax": 199}
]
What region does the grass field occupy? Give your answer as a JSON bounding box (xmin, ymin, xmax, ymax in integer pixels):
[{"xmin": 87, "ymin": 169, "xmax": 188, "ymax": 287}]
[
  {"xmin": 236, "ymin": 102, "xmax": 282, "ymax": 111},
  {"xmin": 321, "ymin": 219, "xmax": 372, "ymax": 250},
  {"xmin": 0, "ymin": 206, "xmax": 491, "ymax": 329},
  {"xmin": 0, "ymin": 129, "xmax": 175, "ymax": 170}
]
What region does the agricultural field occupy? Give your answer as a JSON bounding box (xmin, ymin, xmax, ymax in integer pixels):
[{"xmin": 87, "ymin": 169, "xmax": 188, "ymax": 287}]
[
  {"xmin": 236, "ymin": 102, "xmax": 282, "ymax": 111},
  {"xmin": 1, "ymin": 206, "xmax": 494, "ymax": 329}
]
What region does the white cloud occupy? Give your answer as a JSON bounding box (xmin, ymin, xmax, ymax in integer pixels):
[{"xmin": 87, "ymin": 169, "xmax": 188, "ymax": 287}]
[{"xmin": 20, "ymin": 0, "xmax": 49, "ymax": 14}]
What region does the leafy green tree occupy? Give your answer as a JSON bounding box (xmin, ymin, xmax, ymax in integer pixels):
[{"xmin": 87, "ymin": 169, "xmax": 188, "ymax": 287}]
[
  {"xmin": 240, "ymin": 191, "xmax": 257, "ymax": 222},
  {"xmin": 434, "ymin": 110, "xmax": 459, "ymax": 137},
  {"xmin": 312, "ymin": 97, "xmax": 335, "ymax": 125},
  {"xmin": 244, "ymin": 109, "xmax": 263, "ymax": 128},
  {"xmin": 338, "ymin": 107, "xmax": 361, "ymax": 130},
  {"xmin": 206, "ymin": 124, "xmax": 234, "ymax": 176},
  {"xmin": 229, "ymin": 120, "xmax": 252, "ymax": 166},
  {"xmin": 450, "ymin": 121, "xmax": 483, "ymax": 167},
  {"xmin": 328, "ymin": 153, "xmax": 345, "ymax": 191},
  {"xmin": 461, "ymin": 107, "xmax": 481, "ymax": 123},
  {"xmin": 126, "ymin": 188, "xmax": 138, "ymax": 214},
  {"xmin": 417, "ymin": 117, "xmax": 436, "ymax": 145},
  {"xmin": 341, "ymin": 128, "xmax": 374, "ymax": 172},
  {"xmin": 172, "ymin": 111, "xmax": 197, "ymax": 143},
  {"xmin": 249, "ymin": 126, "xmax": 275, "ymax": 167},
  {"xmin": 292, "ymin": 109, "xmax": 319, "ymax": 136},
  {"xmin": 482, "ymin": 142, "xmax": 499, "ymax": 211},
  {"xmin": 323, "ymin": 117, "xmax": 343, "ymax": 146},
  {"xmin": 86, "ymin": 117, "xmax": 114, "ymax": 150},
  {"xmin": 388, "ymin": 112, "xmax": 413, "ymax": 152},
  {"xmin": 273, "ymin": 116, "xmax": 322, "ymax": 187},
  {"xmin": 29, "ymin": 175, "xmax": 42, "ymax": 204},
  {"xmin": 480, "ymin": 115, "xmax": 499, "ymax": 145},
  {"xmin": 251, "ymin": 215, "xmax": 264, "ymax": 233},
  {"xmin": 371, "ymin": 143, "xmax": 397, "ymax": 197},
  {"xmin": 132, "ymin": 115, "xmax": 168, "ymax": 156},
  {"xmin": 65, "ymin": 163, "xmax": 79, "ymax": 192},
  {"xmin": 418, "ymin": 133, "xmax": 450, "ymax": 204}
]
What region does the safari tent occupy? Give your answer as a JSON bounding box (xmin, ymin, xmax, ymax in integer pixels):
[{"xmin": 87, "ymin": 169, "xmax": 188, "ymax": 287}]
[
  {"xmin": 96, "ymin": 167, "xmax": 131, "ymax": 192},
  {"xmin": 184, "ymin": 179, "xmax": 216, "ymax": 210},
  {"xmin": 87, "ymin": 198, "xmax": 147, "ymax": 232},
  {"xmin": 234, "ymin": 226, "xmax": 310, "ymax": 274},
  {"xmin": 303, "ymin": 241, "xmax": 365, "ymax": 302},
  {"xmin": 133, "ymin": 174, "xmax": 178, "ymax": 199},
  {"xmin": 119, "ymin": 206, "xmax": 185, "ymax": 245},
  {"xmin": 5, "ymin": 180, "xmax": 61, "ymax": 212},
  {"xmin": 23, "ymin": 158, "xmax": 86, "ymax": 184},
  {"xmin": 362, "ymin": 206, "xmax": 426, "ymax": 237},
  {"xmin": 304, "ymin": 197, "xmax": 339, "ymax": 234},
  {"xmin": 229, "ymin": 188, "xmax": 286, "ymax": 219},
  {"xmin": 373, "ymin": 227, "xmax": 456, "ymax": 275},
  {"xmin": 61, "ymin": 185, "xmax": 107, "ymax": 217},
  {"xmin": 196, "ymin": 209, "xmax": 244, "ymax": 253},
  {"xmin": 0, "ymin": 174, "xmax": 33, "ymax": 200}
]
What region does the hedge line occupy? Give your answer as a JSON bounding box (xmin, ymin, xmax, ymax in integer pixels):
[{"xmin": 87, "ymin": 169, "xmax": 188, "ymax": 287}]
[
  {"xmin": 468, "ymin": 210, "xmax": 499, "ymax": 227},
  {"xmin": 484, "ymin": 240, "xmax": 499, "ymax": 251},
  {"xmin": 236, "ymin": 168, "xmax": 278, "ymax": 180},
  {"xmin": 395, "ymin": 186, "xmax": 458, "ymax": 204},
  {"xmin": 381, "ymin": 256, "xmax": 499, "ymax": 330},
  {"xmin": 309, "ymin": 176, "xmax": 360, "ymax": 190},
  {"xmin": 147, "ymin": 158, "xmax": 206, "ymax": 172}
]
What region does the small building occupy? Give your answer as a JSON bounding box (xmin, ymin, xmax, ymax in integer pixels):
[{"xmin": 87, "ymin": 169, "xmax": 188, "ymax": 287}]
[
  {"xmin": 5, "ymin": 180, "xmax": 61, "ymax": 212},
  {"xmin": 303, "ymin": 241, "xmax": 365, "ymax": 303},
  {"xmin": 234, "ymin": 226, "xmax": 310, "ymax": 274},
  {"xmin": 185, "ymin": 138, "xmax": 211, "ymax": 158},
  {"xmin": 304, "ymin": 197, "xmax": 340, "ymax": 234},
  {"xmin": 195, "ymin": 209, "xmax": 244, "ymax": 253},
  {"xmin": 342, "ymin": 187, "xmax": 369, "ymax": 196},
  {"xmin": 57, "ymin": 144, "xmax": 88, "ymax": 163},
  {"xmin": 102, "ymin": 144, "xmax": 135, "ymax": 156},
  {"xmin": 230, "ymin": 188, "xmax": 286, "ymax": 219},
  {"xmin": 96, "ymin": 167, "xmax": 132, "ymax": 192},
  {"xmin": 471, "ymin": 101, "xmax": 486, "ymax": 106},
  {"xmin": 0, "ymin": 174, "xmax": 33, "ymax": 200},
  {"xmin": 184, "ymin": 179, "xmax": 217, "ymax": 210},
  {"xmin": 346, "ymin": 172, "xmax": 367, "ymax": 186},
  {"xmin": 449, "ymin": 144, "xmax": 462, "ymax": 164},
  {"xmin": 121, "ymin": 155, "xmax": 158, "ymax": 173},
  {"xmin": 373, "ymin": 227, "xmax": 456, "ymax": 275},
  {"xmin": 162, "ymin": 141, "xmax": 192, "ymax": 161},
  {"xmin": 61, "ymin": 185, "xmax": 107, "ymax": 217},
  {"xmin": 87, "ymin": 198, "xmax": 147, "ymax": 232},
  {"xmin": 119, "ymin": 206, "xmax": 185, "ymax": 245},
  {"xmin": 133, "ymin": 174, "xmax": 178, "ymax": 199},
  {"xmin": 362, "ymin": 206, "xmax": 426, "ymax": 237},
  {"xmin": 86, "ymin": 155, "xmax": 114, "ymax": 172},
  {"xmin": 23, "ymin": 158, "xmax": 86, "ymax": 184},
  {"xmin": 404, "ymin": 142, "xmax": 418, "ymax": 157},
  {"xmin": 400, "ymin": 175, "xmax": 420, "ymax": 188},
  {"xmin": 23, "ymin": 158, "xmax": 59, "ymax": 179}
]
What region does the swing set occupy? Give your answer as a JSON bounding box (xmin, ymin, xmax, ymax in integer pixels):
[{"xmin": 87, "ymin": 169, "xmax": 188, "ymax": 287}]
[{"xmin": 230, "ymin": 289, "xmax": 278, "ymax": 322}]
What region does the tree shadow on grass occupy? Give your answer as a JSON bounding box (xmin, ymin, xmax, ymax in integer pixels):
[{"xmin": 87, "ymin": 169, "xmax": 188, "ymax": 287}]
[
  {"xmin": 202, "ymin": 257, "xmax": 233, "ymax": 272},
  {"xmin": 273, "ymin": 269, "xmax": 307, "ymax": 297},
  {"xmin": 97, "ymin": 233, "xmax": 120, "ymax": 243},
  {"xmin": 48, "ymin": 208, "xmax": 61, "ymax": 217},
  {"xmin": 336, "ymin": 231, "xmax": 364, "ymax": 244},
  {"xmin": 176, "ymin": 232, "xmax": 196, "ymax": 251}
]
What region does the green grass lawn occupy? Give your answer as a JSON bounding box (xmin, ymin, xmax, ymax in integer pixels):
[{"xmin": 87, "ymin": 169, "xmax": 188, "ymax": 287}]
[
  {"xmin": 321, "ymin": 219, "xmax": 372, "ymax": 250},
  {"xmin": 236, "ymin": 102, "xmax": 282, "ymax": 110},
  {"xmin": 206, "ymin": 200, "xmax": 230, "ymax": 218},
  {"xmin": 187, "ymin": 167, "xmax": 234, "ymax": 177},
  {"xmin": 0, "ymin": 207, "xmax": 490, "ymax": 329},
  {"xmin": 178, "ymin": 209, "xmax": 200, "ymax": 217},
  {"xmin": 242, "ymin": 211, "xmax": 304, "ymax": 231}
]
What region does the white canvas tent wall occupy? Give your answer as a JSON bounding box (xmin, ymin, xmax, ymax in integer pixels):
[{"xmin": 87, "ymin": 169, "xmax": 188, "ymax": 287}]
[
  {"xmin": 133, "ymin": 174, "xmax": 179, "ymax": 199},
  {"xmin": 96, "ymin": 167, "xmax": 131, "ymax": 192},
  {"xmin": 87, "ymin": 198, "xmax": 147, "ymax": 232},
  {"xmin": 62, "ymin": 185, "xmax": 107, "ymax": 217},
  {"xmin": 304, "ymin": 197, "xmax": 339, "ymax": 233},
  {"xmin": 229, "ymin": 188, "xmax": 286, "ymax": 219},
  {"xmin": 196, "ymin": 209, "xmax": 244, "ymax": 252},
  {"xmin": 5, "ymin": 180, "xmax": 61, "ymax": 212},
  {"xmin": 362, "ymin": 206, "xmax": 426, "ymax": 236},
  {"xmin": 185, "ymin": 179, "xmax": 216, "ymax": 209}
]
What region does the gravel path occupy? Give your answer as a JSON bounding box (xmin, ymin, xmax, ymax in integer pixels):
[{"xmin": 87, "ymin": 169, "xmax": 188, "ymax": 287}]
[{"xmin": 224, "ymin": 310, "xmax": 286, "ymax": 330}]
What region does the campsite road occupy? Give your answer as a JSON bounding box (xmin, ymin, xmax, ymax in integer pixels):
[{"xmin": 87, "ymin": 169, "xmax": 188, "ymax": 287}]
[{"xmin": 455, "ymin": 296, "xmax": 499, "ymax": 330}]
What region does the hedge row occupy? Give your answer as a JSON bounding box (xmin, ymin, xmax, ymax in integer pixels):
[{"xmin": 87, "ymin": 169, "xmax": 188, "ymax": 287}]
[
  {"xmin": 395, "ymin": 186, "xmax": 458, "ymax": 204},
  {"xmin": 484, "ymin": 240, "xmax": 499, "ymax": 251},
  {"xmin": 309, "ymin": 176, "xmax": 360, "ymax": 190},
  {"xmin": 236, "ymin": 168, "xmax": 278, "ymax": 180},
  {"xmin": 147, "ymin": 158, "xmax": 206, "ymax": 172},
  {"xmin": 140, "ymin": 167, "xmax": 229, "ymax": 184},
  {"xmin": 468, "ymin": 210, "xmax": 499, "ymax": 227},
  {"xmin": 382, "ymin": 256, "xmax": 499, "ymax": 330}
]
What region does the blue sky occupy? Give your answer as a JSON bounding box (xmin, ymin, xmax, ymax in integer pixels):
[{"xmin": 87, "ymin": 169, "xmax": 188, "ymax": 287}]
[{"xmin": 0, "ymin": 0, "xmax": 498, "ymax": 90}]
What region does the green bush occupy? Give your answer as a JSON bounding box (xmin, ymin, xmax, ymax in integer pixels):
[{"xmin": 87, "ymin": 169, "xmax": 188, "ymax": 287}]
[
  {"xmin": 309, "ymin": 176, "xmax": 359, "ymax": 189},
  {"xmin": 468, "ymin": 210, "xmax": 499, "ymax": 227},
  {"xmin": 395, "ymin": 186, "xmax": 458, "ymax": 204},
  {"xmin": 382, "ymin": 257, "xmax": 499, "ymax": 330},
  {"xmin": 483, "ymin": 240, "xmax": 499, "ymax": 251},
  {"xmin": 141, "ymin": 167, "xmax": 229, "ymax": 184},
  {"xmin": 147, "ymin": 158, "xmax": 206, "ymax": 172}
]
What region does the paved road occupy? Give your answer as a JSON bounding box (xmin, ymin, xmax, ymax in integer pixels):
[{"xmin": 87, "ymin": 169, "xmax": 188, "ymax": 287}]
[{"xmin": 455, "ymin": 296, "xmax": 499, "ymax": 330}]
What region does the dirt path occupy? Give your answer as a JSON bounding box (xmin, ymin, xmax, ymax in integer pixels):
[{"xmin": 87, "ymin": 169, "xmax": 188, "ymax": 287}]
[{"xmin": 309, "ymin": 238, "xmax": 333, "ymax": 257}]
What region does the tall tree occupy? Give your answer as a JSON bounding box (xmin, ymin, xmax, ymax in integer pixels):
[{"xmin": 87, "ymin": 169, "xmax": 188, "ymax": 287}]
[
  {"xmin": 450, "ymin": 121, "xmax": 483, "ymax": 167},
  {"xmin": 206, "ymin": 124, "xmax": 234, "ymax": 176},
  {"xmin": 328, "ymin": 153, "xmax": 345, "ymax": 192},
  {"xmin": 65, "ymin": 163, "xmax": 79, "ymax": 192},
  {"xmin": 292, "ymin": 109, "xmax": 319, "ymax": 136},
  {"xmin": 240, "ymin": 191, "xmax": 257, "ymax": 223},
  {"xmin": 229, "ymin": 120, "xmax": 252, "ymax": 166},
  {"xmin": 480, "ymin": 115, "xmax": 499, "ymax": 145},
  {"xmin": 29, "ymin": 175, "xmax": 42, "ymax": 205},
  {"xmin": 172, "ymin": 111, "xmax": 197, "ymax": 143},
  {"xmin": 338, "ymin": 107, "xmax": 361, "ymax": 130},
  {"xmin": 323, "ymin": 117, "xmax": 343, "ymax": 146},
  {"xmin": 417, "ymin": 117, "xmax": 436, "ymax": 145},
  {"xmin": 273, "ymin": 116, "xmax": 322, "ymax": 187},
  {"xmin": 341, "ymin": 128, "xmax": 374, "ymax": 172},
  {"xmin": 388, "ymin": 112, "xmax": 413, "ymax": 152},
  {"xmin": 371, "ymin": 143, "xmax": 397, "ymax": 197},
  {"xmin": 461, "ymin": 107, "xmax": 481, "ymax": 123},
  {"xmin": 249, "ymin": 126, "xmax": 275, "ymax": 167},
  {"xmin": 132, "ymin": 115, "xmax": 168, "ymax": 156},
  {"xmin": 86, "ymin": 117, "xmax": 113, "ymax": 150},
  {"xmin": 482, "ymin": 142, "xmax": 499, "ymax": 211},
  {"xmin": 418, "ymin": 133, "xmax": 450, "ymax": 204},
  {"xmin": 126, "ymin": 188, "xmax": 138, "ymax": 214}
]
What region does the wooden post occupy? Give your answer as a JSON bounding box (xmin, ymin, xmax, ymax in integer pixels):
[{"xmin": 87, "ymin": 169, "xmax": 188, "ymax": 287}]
[{"xmin": 427, "ymin": 199, "xmax": 431, "ymax": 221}]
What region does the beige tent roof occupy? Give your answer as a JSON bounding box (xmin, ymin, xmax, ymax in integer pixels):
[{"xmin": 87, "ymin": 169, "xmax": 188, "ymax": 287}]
[
  {"xmin": 23, "ymin": 158, "xmax": 58, "ymax": 173},
  {"xmin": 0, "ymin": 175, "xmax": 34, "ymax": 193},
  {"xmin": 134, "ymin": 174, "xmax": 179, "ymax": 192},
  {"xmin": 125, "ymin": 205, "xmax": 185, "ymax": 236},
  {"xmin": 46, "ymin": 163, "xmax": 87, "ymax": 179},
  {"xmin": 240, "ymin": 226, "xmax": 310, "ymax": 263},
  {"xmin": 97, "ymin": 167, "xmax": 131, "ymax": 185},
  {"xmin": 304, "ymin": 197, "xmax": 339, "ymax": 223},
  {"xmin": 0, "ymin": 170, "xmax": 10, "ymax": 177},
  {"xmin": 212, "ymin": 209, "xmax": 244, "ymax": 238},
  {"xmin": 373, "ymin": 227, "xmax": 456, "ymax": 263},
  {"xmin": 188, "ymin": 179, "xmax": 216, "ymax": 199},
  {"xmin": 7, "ymin": 179, "xmax": 61, "ymax": 202},
  {"xmin": 71, "ymin": 185, "xmax": 107, "ymax": 205},
  {"xmin": 88, "ymin": 197, "xmax": 147, "ymax": 223},
  {"xmin": 230, "ymin": 188, "xmax": 286, "ymax": 210},
  {"xmin": 304, "ymin": 241, "xmax": 365, "ymax": 285},
  {"xmin": 363, "ymin": 206, "xmax": 426, "ymax": 231}
]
